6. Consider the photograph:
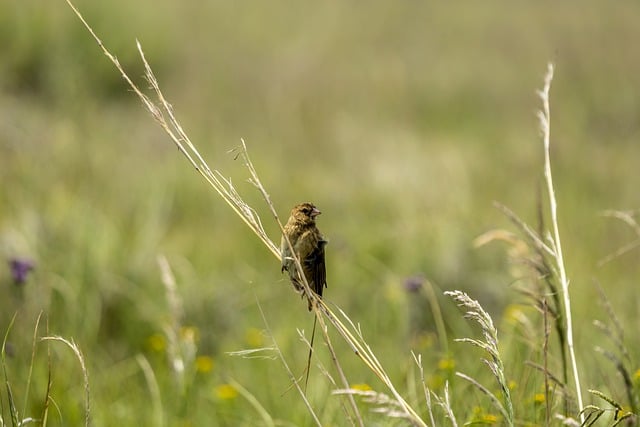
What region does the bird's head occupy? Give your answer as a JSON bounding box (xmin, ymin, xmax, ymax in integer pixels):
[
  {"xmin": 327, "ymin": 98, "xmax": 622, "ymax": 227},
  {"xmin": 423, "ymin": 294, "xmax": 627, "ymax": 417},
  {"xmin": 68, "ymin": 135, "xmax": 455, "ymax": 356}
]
[{"xmin": 291, "ymin": 202, "xmax": 321, "ymax": 225}]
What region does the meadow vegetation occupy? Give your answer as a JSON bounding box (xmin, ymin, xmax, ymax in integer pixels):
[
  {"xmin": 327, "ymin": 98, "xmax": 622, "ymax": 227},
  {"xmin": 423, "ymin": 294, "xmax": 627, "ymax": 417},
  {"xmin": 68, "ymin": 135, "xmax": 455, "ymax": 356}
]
[{"xmin": 2, "ymin": 1, "xmax": 640, "ymax": 425}]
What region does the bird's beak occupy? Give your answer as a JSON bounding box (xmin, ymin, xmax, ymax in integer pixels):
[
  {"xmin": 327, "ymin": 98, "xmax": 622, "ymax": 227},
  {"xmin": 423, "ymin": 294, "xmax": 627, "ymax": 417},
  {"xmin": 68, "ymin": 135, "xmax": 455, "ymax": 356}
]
[{"xmin": 311, "ymin": 207, "xmax": 321, "ymax": 218}]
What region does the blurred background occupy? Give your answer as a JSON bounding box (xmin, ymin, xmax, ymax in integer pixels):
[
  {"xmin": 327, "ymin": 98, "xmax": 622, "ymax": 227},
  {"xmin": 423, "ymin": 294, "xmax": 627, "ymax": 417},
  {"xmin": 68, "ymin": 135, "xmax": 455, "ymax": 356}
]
[{"xmin": 1, "ymin": 0, "xmax": 640, "ymax": 425}]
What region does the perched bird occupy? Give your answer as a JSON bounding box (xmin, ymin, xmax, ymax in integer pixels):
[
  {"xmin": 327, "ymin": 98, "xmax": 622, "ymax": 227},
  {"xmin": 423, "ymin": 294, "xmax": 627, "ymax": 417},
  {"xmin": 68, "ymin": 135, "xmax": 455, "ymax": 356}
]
[
  {"xmin": 281, "ymin": 202, "xmax": 327, "ymax": 392},
  {"xmin": 281, "ymin": 202, "xmax": 327, "ymax": 310}
]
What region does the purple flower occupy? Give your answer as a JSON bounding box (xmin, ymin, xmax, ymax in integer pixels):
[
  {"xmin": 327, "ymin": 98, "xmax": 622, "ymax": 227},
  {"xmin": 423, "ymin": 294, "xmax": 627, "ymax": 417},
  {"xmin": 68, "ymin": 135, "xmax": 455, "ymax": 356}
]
[
  {"xmin": 403, "ymin": 275, "xmax": 424, "ymax": 293},
  {"xmin": 9, "ymin": 258, "xmax": 35, "ymax": 285}
]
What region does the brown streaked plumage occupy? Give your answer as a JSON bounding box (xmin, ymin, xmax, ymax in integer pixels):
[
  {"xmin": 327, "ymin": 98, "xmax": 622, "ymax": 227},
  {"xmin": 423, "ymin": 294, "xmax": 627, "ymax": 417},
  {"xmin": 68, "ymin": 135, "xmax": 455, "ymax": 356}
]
[{"xmin": 281, "ymin": 202, "xmax": 327, "ymax": 310}]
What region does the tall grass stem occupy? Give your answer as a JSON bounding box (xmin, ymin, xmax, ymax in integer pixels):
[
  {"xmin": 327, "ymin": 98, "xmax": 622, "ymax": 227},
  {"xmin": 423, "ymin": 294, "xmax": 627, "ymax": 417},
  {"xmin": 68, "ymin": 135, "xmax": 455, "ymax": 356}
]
[{"xmin": 537, "ymin": 63, "xmax": 584, "ymax": 419}]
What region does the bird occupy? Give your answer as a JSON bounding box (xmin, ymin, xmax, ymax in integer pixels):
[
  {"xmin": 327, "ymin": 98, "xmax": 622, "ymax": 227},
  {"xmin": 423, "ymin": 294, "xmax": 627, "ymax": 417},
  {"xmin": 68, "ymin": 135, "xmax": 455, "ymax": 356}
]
[
  {"xmin": 281, "ymin": 202, "xmax": 327, "ymax": 310},
  {"xmin": 281, "ymin": 202, "xmax": 327, "ymax": 392}
]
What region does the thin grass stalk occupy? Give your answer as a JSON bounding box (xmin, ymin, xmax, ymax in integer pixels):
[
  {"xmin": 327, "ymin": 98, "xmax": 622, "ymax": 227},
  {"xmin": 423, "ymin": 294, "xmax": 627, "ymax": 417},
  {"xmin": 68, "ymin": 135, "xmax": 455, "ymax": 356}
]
[
  {"xmin": 136, "ymin": 355, "xmax": 164, "ymax": 427},
  {"xmin": 256, "ymin": 303, "xmax": 322, "ymax": 427},
  {"xmin": 20, "ymin": 312, "xmax": 42, "ymax": 424},
  {"xmin": 431, "ymin": 382, "xmax": 458, "ymax": 427},
  {"xmin": 593, "ymin": 284, "xmax": 627, "ymax": 361},
  {"xmin": 537, "ymin": 63, "xmax": 584, "ymax": 419},
  {"xmin": 314, "ymin": 316, "xmax": 363, "ymax": 425},
  {"xmin": 325, "ymin": 303, "xmax": 427, "ymax": 425},
  {"xmin": 40, "ymin": 336, "xmax": 90, "ymax": 427},
  {"xmin": 447, "ymin": 290, "xmax": 513, "ymax": 426},
  {"xmin": 412, "ymin": 353, "xmax": 436, "ymax": 427},
  {"xmin": 493, "ymin": 202, "xmax": 555, "ymax": 257},
  {"xmin": 494, "ymin": 199, "xmax": 571, "ymax": 413},
  {"xmin": 296, "ymin": 333, "xmax": 359, "ymax": 427},
  {"xmin": 40, "ymin": 318, "xmax": 52, "ymax": 426},
  {"xmin": 228, "ymin": 379, "xmax": 276, "ymax": 427},
  {"xmin": 597, "ymin": 210, "xmax": 640, "ymax": 266},
  {"xmin": 542, "ymin": 299, "xmax": 551, "ymax": 426},
  {"xmin": 2, "ymin": 314, "xmax": 19, "ymax": 427},
  {"xmin": 455, "ymin": 372, "xmax": 509, "ymax": 421},
  {"xmin": 424, "ymin": 280, "xmax": 448, "ymax": 353},
  {"xmin": 536, "ymin": 192, "xmax": 570, "ymax": 412},
  {"xmin": 593, "ymin": 283, "xmax": 638, "ymax": 415}
]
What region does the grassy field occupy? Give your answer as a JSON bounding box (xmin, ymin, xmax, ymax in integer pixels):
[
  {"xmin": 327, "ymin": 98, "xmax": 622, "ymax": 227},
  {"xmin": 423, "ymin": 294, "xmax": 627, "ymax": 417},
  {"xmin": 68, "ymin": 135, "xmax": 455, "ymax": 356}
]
[{"xmin": 2, "ymin": 1, "xmax": 640, "ymax": 425}]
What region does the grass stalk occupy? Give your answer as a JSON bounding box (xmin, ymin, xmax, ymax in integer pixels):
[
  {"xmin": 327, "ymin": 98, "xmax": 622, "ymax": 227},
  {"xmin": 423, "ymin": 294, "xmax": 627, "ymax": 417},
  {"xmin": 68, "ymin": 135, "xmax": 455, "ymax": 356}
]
[
  {"xmin": 2, "ymin": 314, "xmax": 19, "ymax": 427},
  {"xmin": 542, "ymin": 299, "xmax": 551, "ymax": 426},
  {"xmin": 537, "ymin": 63, "xmax": 584, "ymax": 419},
  {"xmin": 446, "ymin": 290, "xmax": 513, "ymax": 426},
  {"xmin": 424, "ymin": 280, "xmax": 448, "ymax": 354},
  {"xmin": 21, "ymin": 312, "xmax": 43, "ymax": 426},
  {"xmin": 431, "ymin": 382, "xmax": 458, "ymax": 427},
  {"xmin": 255, "ymin": 303, "xmax": 322, "ymax": 427},
  {"xmin": 411, "ymin": 353, "xmax": 437, "ymax": 426},
  {"xmin": 136, "ymin": 355, "xmax": 164, "ymax": 427},
  {"xmin": 228, "ymin": 379, "xmax": 277, "ymax": 427},
  {"xmin": 40, "ymin": 336, "xmax": 90, "ymax": 427}
]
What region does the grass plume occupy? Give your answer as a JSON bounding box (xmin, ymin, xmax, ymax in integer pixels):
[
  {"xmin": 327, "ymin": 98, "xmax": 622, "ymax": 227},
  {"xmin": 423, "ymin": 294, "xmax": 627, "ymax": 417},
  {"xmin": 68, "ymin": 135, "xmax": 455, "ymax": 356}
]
[{"xmin": 445, "ymin": 290, "xmax": 513, "ymax": 426}]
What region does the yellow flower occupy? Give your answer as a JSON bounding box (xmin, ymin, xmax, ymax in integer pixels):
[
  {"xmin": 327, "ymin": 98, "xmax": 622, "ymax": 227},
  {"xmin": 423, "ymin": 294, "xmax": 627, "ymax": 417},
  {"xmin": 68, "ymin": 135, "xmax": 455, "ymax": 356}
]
[
  {"xmin": 147, "ymin": 333, "xmax": 166, "ymax": 352},
  {"xmin": 508, "ymin": 380, "xmax": 517, "ymax": 391},
  {"xmin": 634, "ymin": 369, "xmax": 640, "ymax": 382},
  {"xmin": 244, "ymin": 328, "xmax": 264, "ymax": 348},
  {"xmin": 195, "ymin": 356, "xmax": 214, "ymax": 373},
  {"xmin": 215, "ymin": 384, "xmax": 238, "ymax": 400},
  {"xmin": 482, "ymin": 413, "xmax": 499, "ymax": 424},
  {"xmin": 471, "ymin": 407, "xmax": 500, "ymax": 424},
  {"xmin": 437, "ymin": 357, "xmax": 455, "ymax": 371},
  {"xmin": 534, "ymin": 393, "xmax": 545, "ymax": 404},
  {"xmin": 350, "ymin": 383, "xmax": 372, "ymax": 392}
]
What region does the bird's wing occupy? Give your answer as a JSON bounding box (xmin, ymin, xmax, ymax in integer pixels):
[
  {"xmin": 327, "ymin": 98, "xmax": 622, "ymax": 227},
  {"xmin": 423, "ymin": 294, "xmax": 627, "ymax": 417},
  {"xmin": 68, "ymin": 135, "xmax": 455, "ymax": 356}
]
[{"xmin": 305, "ymin": 239, "xmax": 327, "ymax": 297}]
